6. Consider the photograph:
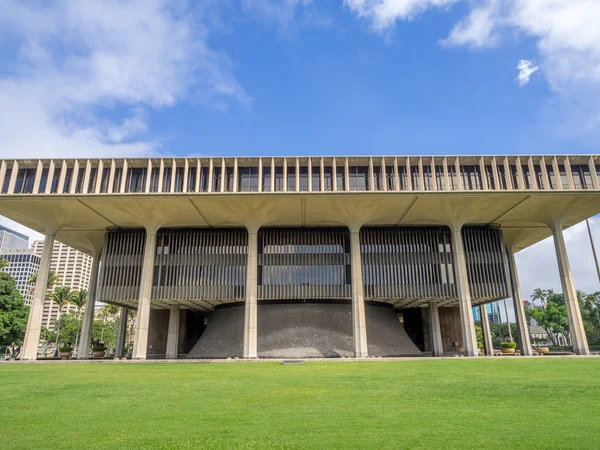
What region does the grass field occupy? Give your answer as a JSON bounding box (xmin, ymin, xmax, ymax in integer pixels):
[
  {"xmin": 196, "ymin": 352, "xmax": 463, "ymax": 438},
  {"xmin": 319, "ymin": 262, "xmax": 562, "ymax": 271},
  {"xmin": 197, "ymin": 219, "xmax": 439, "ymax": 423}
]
[{"xmin": 1, "ymin": 358, "xmax": 600, "ymax": 449}]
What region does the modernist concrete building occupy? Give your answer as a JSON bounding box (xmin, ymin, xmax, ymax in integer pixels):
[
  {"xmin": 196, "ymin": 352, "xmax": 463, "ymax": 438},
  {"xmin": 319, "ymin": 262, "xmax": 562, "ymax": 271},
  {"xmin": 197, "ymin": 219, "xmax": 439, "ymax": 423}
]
[{"xmin": 0, "ymin": 155, "xmax": 598, "ymax": 360}]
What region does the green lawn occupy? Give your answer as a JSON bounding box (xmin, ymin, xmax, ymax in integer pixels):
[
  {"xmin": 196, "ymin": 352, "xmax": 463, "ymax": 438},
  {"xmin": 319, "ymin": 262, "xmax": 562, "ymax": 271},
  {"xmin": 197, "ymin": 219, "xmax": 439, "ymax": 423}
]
[{"xmin": 1, "ymin": 359, "xmax": 600, "ymax": 449}]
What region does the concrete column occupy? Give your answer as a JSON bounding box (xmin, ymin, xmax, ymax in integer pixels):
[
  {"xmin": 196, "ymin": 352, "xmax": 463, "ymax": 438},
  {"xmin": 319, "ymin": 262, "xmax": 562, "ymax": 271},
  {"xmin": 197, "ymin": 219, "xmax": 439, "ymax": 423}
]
[
  {"xmin": 550, "ymin": 223, "xmax": 590, "ymax": 355},
  {"xmin": 166, "ymin": 304, "xmax": 180, "ymax": 359},
  {"xmin": 77, "ymin": 252, "xmax": 102, "ymax": 358},
  {"xmin": 243, "ymin": 228, "xmax": 258, "ymax": 358},
  {"xmin": 132, "ymin": 230, "xmax": 157, "ymax": 360},
  {"xmin": 428, "ymin": 301, "xmax": 443, "ymax": 357},
  {"xmin": 115, "ymin": 307, "xmax": 129, "ymax": 358},
  {"xmin": 350, "ymin": 229, "xmax": 368, "ymax": 358},
  {"xmin": 480, "ymin": 304, "xmax": 493, "ymax": 356},
  {"xmin": 21, "ymin": 233, "xmax": 55, "ymax": 360},
  {"xmin": 504, "ymin": 247, "xmax": 533, "ymax": 355},
  {"xmin": 450, "ymin": 226, "xmax": 478, "ymax": 356}
]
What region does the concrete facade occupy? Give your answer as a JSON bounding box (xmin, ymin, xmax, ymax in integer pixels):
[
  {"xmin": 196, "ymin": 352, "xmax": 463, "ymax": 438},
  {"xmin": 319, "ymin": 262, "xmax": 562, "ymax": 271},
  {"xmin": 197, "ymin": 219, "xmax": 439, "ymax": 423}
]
[{"xmin": 2, "ymin": 155, "xmax": 599, "ymax": 359}]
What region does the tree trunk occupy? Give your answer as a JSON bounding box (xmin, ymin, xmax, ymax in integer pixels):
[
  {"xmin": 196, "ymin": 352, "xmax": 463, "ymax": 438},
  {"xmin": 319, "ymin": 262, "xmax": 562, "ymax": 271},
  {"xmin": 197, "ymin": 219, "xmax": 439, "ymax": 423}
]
[
  {"xmin": 74, "ymin": 310, "xmax": 81, "ymax": 357},
  {"xmin": 545, "ymin": 327, "xmax": 558, "ymax": 346},
  {"xmin": 54, "ymin": 306, "xmax": 63, "ymax": 357}
]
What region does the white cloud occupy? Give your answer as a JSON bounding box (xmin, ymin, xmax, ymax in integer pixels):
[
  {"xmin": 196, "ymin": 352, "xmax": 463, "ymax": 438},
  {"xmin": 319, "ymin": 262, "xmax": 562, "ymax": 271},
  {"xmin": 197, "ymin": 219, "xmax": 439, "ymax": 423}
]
[
  {"xmin": 344, "ymin": 0, "xmax": 458, "ymax": 32},
  {"xmin": 515, "ymin": 59, "xmax": 540, "ymax": 86},
  {"xmin": 442, "ymin": 2, "xmax": 499, "ymax": 48},
  {"xmin": 0, "ymin": 0, "xmax": 250, "ymax": 159}
]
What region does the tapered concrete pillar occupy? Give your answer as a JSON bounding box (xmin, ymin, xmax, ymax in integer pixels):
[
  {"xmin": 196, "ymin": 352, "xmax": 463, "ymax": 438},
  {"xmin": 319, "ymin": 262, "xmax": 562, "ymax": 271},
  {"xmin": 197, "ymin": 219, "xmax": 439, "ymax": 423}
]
[
  {"xmin": 480, "ymin": 304, "xmax": 493, "ymax": 356},
  {"xmin": 450, "ymin": 227, "xmax": 478, "ymax": 356},
  {"xmin": 21, "ymin": 233, "xmax": 55, "ymax": 360},
  {"xmin": 166, "ymin": 304, "xmax": 180, "ymax": 359},
  {"xmin": 428, "ymin": 301, "xmax": 443, "ymax": 357},
  {"xmin": 77, "ymin": 252, "xmax": 101, "ymax": 358},
  {"xmin": 115, "ymin": 307, "xmax": 129, "ymax": 358},
  {"xmin": 504, "ymin": 247, "xmax": 533, "ymax": 356},
  {"xmin": 243, "ymin": 228, "xmax": 258, "ymax": 358},
  {"xmin": 350, "ymin": 229, "xmax": 368, "ymax": 358},
  {"xmin": 132, "ymin": 230, "xmax": 157, "ymax": 360},
  {"xmin": 550, "ymin": 223, "xmax": 590, "ymax": 355}
]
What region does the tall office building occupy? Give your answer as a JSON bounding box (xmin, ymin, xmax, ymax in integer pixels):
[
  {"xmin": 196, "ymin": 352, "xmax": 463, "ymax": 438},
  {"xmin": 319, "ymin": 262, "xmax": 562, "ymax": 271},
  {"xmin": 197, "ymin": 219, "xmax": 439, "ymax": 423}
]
[
  {"xmin": 31, "ymin": 240, "xmax": 94, "ymax": 329},
  {"xmin": 0, "ymin": 249, "xmax": 41, "ymax": 305},
  {"xmin": 472, "ymin": 302, "xmax": 502, "ymax": 324},
  {"xmin": 0, "ymin": 225, "xmax": 29, "ymax": 252}
]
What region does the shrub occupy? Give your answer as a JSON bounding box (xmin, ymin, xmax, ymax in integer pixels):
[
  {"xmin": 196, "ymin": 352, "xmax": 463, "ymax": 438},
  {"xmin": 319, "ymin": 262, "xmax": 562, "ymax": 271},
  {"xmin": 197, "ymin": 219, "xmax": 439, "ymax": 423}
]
[
  {"xmin": 58, "ymin": 347, "xmax": 73, "ymax": 352},
  {"xmin": 92, "ymin": 346, "xmax": 106, "ymax": 352},
  {"xmin": 500, "ymin": 342, "xmax": 517, "ymax": 349}
]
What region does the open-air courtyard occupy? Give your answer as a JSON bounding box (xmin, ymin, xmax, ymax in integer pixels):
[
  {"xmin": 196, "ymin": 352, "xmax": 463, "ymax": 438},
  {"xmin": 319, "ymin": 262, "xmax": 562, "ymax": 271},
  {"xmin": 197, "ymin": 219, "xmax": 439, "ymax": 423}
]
[{"xmin": 1, "ymin": 358, "xmax": 599, "ymax": 449}]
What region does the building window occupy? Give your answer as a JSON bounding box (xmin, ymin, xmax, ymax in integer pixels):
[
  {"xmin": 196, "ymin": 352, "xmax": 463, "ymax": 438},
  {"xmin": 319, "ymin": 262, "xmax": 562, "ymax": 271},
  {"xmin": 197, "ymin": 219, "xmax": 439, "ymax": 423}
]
[
  {"xmin": 199, "ymin": 167, "xmax": 209, "ymax": 192},
  {"xmin": 311, "ymin": 166, "xmax": 320, "ymax": 191},
  {"xmin": 546, "ymin": 164, "xmax": 556, "ymax": 189},
  {"xmin": 87, "ymin": 168, "xmax": 97, "ymax": 193},
  {"xmin": 1, "ymin": 168, "xmax": 11, "ymax": 194},
  {"xmin": 187, "ymin": 166, "xmax": 197, "ymax": 192},
  {"xmin": 74, "ymin": 167, "xmax": 85, "ymax": 193},
  {"xmin": 14, "ymin": 168, "xmax": 36, "ymax": 194},
  {"xmin": 497, "ymin": 165, "xmax": 508, "ymax": 189},
  {"xmin": 435, "ymin": 165, "xmax": 445, "ymax": 190},
  {"xmin": 460, "ymin": 165, "xmax": 482, "ymax": 190},
  {"xmin": 63, "ymin": 168, "xmax": 74, "ymax": 193},
  {"xmin": 262, "ymin": 166, "xmax": 271, "ymax": 192},
  {"xmin": 398, "ymin": 165, "xmax": 408, "ymax": 190},
  {"xmin": 149, "ymin": 168, "xmax": 160, "ymax": 192},
  {"xmin": 572, "ymin": 164, "xmax": 592, "ymax": 189},
  {"xmin": 212, "ymin": 167, "xmax": 222, "ymax": 192},
  {"xmin": 174, "ymin": 167, "xmax": 185, "ymax": 192},
  {"xmin": 349, "ymin": 166, "xmax": 369, "ymax": 191},
  {"xmin": 299, "ymin": 166, "xmax": 309, "ymax": 191},
  {"xmin": 447, "ymin": 165, "xmax": 458, "ymax": 190},
  {"xmin": 113, "ymin": 168, "xmax": 123, "ymax": 193},
  {"xmin": 336, "ymin": 166, "xmax": 345, "ymax": 191},
  {"xmin": 373, "ymin": 166, "xmax": 384, "ymax": 191},
  {"xmin": 521, "ymin": 164, "xmax": 534, "ymax": 189},
  {"xmin": 484, "ymin": 166, "xmax": 495, "ymax": 190},
  {"xmin": 557, "ymin": 165, "xmax": 568, "ymax": 188},
  {"xmin": 410, "ymin": 166, "xmax": 420, "ymax": 190},
  {"xmin": 238, "ymin": 166, "xmax": 259, "ymax": 192},
  {"xmin": 509, "ymin": 165, "xmax": 519, "ymax": 189},
  {"xmin": 323, "ymin": 166, "xmax": 333, "ymax": 191},
  {"xmin": 287, "ymin": 165, "xmax": 296, "ymax": 191},
  {"xmin": 386, "ymin": 166, "xmax": 395, "ymax": 190},
  {"xmin": 225, "ymin": 167, "xmax": 235, "ymax": 192},
  {"xmin": 274, "ymin": 167, "xmax": 284, "ymax": 191},
  {"xmin": 534, "ymin": 165, "xmax": 544, "ymax": 189},
  {"xmin": 38, "ymin": 168, "xmax": 49, "ymax": 193},
  {"xmin": 99, "ymin": 167, "xmax": 110, "ymax": 193},
  {"xmin": 422, "ymin": 165, "xmax": 433, "ymax": 191},
  {"xmin": 161, "ymin": 166, "xmax": 171, "ymax": 193},
  {"xmin": 127, "ymin": 168, "xmax": 146, "ymax": 193}
]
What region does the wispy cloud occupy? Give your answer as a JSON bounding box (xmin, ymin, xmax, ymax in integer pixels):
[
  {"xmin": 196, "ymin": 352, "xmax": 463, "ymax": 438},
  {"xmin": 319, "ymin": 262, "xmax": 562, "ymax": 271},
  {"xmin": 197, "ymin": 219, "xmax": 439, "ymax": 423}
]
[
  {"xmin": 0, "ymin": 0, "xmax": 250, "ymax": 159},
  {"xmin": 515, "ymin": 59, "xmax": 539, "ymax": 87}
]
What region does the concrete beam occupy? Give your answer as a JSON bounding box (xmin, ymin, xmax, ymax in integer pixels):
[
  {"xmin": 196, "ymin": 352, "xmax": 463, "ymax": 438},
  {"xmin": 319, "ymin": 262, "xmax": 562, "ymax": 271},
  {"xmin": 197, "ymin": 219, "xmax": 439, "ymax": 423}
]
[
  {"xmin": 77, "ymin": 252, "xmax": 102, "ymax": 358},
  {"xmin": 480, "ymin": 304, "xmax": 493, "ymax": 356},
  {"xmin": 550, "ymin": 222, "xmax": 590, "ymax": 355},
  {"xmin": 428, "ymin": 301, "xmax": 443, "ymax": 357},
  {"xmin": 132, "ymin": 230, "xmax": 157, "ymax": 359},
  {"xmin": 115, "ymin": 307, "xmax": 128, "ymax": 358},
  {"xmin": 166, "ymin": 304, "xmax": 180, "ymax": 359},
  {"xmin": 350, "ymin": 229, "xmax": 368, "ymax": 358},
  {"xmin": 243, "ymin": 229, "xmax": 258, "ymax": 358},
  {"xmin": 504, "ymin": 246, "xmax": 533, "ymax": 356},
  {"xmin": 21, "ymin": 233, "xmax": 55, "ymax": 360}
]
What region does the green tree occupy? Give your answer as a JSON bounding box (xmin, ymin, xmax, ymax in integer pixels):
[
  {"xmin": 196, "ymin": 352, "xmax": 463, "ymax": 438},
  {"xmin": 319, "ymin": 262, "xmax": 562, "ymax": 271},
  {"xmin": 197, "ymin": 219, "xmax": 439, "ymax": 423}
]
[
  {"xmin": 0, "ymin": 272, "xmax": 30, "ymax": 356},
  {"xmin": 68, "ymin": 289, "xmax": 87, "ymax": 355},
  {"xmin": 490, "ymin": 322, "xmax": 519, "ymax": 349},
  {"xmin": 28, "ymin": 270, "xmax": 61, "ymax": 296},
  {"xmin": 0, "ymin": 257, "xmax": 8, "ymax": 270},
  {"xmin": 525, "ymin": 293, "xmax": 569, "ymax": 346},
  {"xmin": 47, "ymin": 286, "xmax": 73, "ymax": 348},
  {"xmin": 530, "ymin": 288, "xmax": 548, "ymax": 310}
]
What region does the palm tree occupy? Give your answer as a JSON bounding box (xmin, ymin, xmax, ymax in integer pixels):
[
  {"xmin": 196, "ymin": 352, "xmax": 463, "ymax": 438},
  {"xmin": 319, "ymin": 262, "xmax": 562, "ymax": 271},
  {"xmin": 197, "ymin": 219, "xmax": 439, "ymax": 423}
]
[
  {"xmin": 28, "ymin": 270, "xmax": 61, "ymax": 297},
  {"xmin": 530, "ymin": 288, "xmax": 547, "ymax": 310},
  {"xmin": 48, "ymin": 286, "xmax": 73, "ymax": 352},
  {"xmin": 68, "ymin": 289, "xmax": 87, "ymax": 357}
]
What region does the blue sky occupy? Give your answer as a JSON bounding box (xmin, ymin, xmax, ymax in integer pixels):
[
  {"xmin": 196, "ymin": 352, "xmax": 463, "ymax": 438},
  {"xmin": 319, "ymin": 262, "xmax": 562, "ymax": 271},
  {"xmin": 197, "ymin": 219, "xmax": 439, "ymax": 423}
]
[{"xmin": 1, "ymin": 0, "xmax": 600, "ymax": 318}]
